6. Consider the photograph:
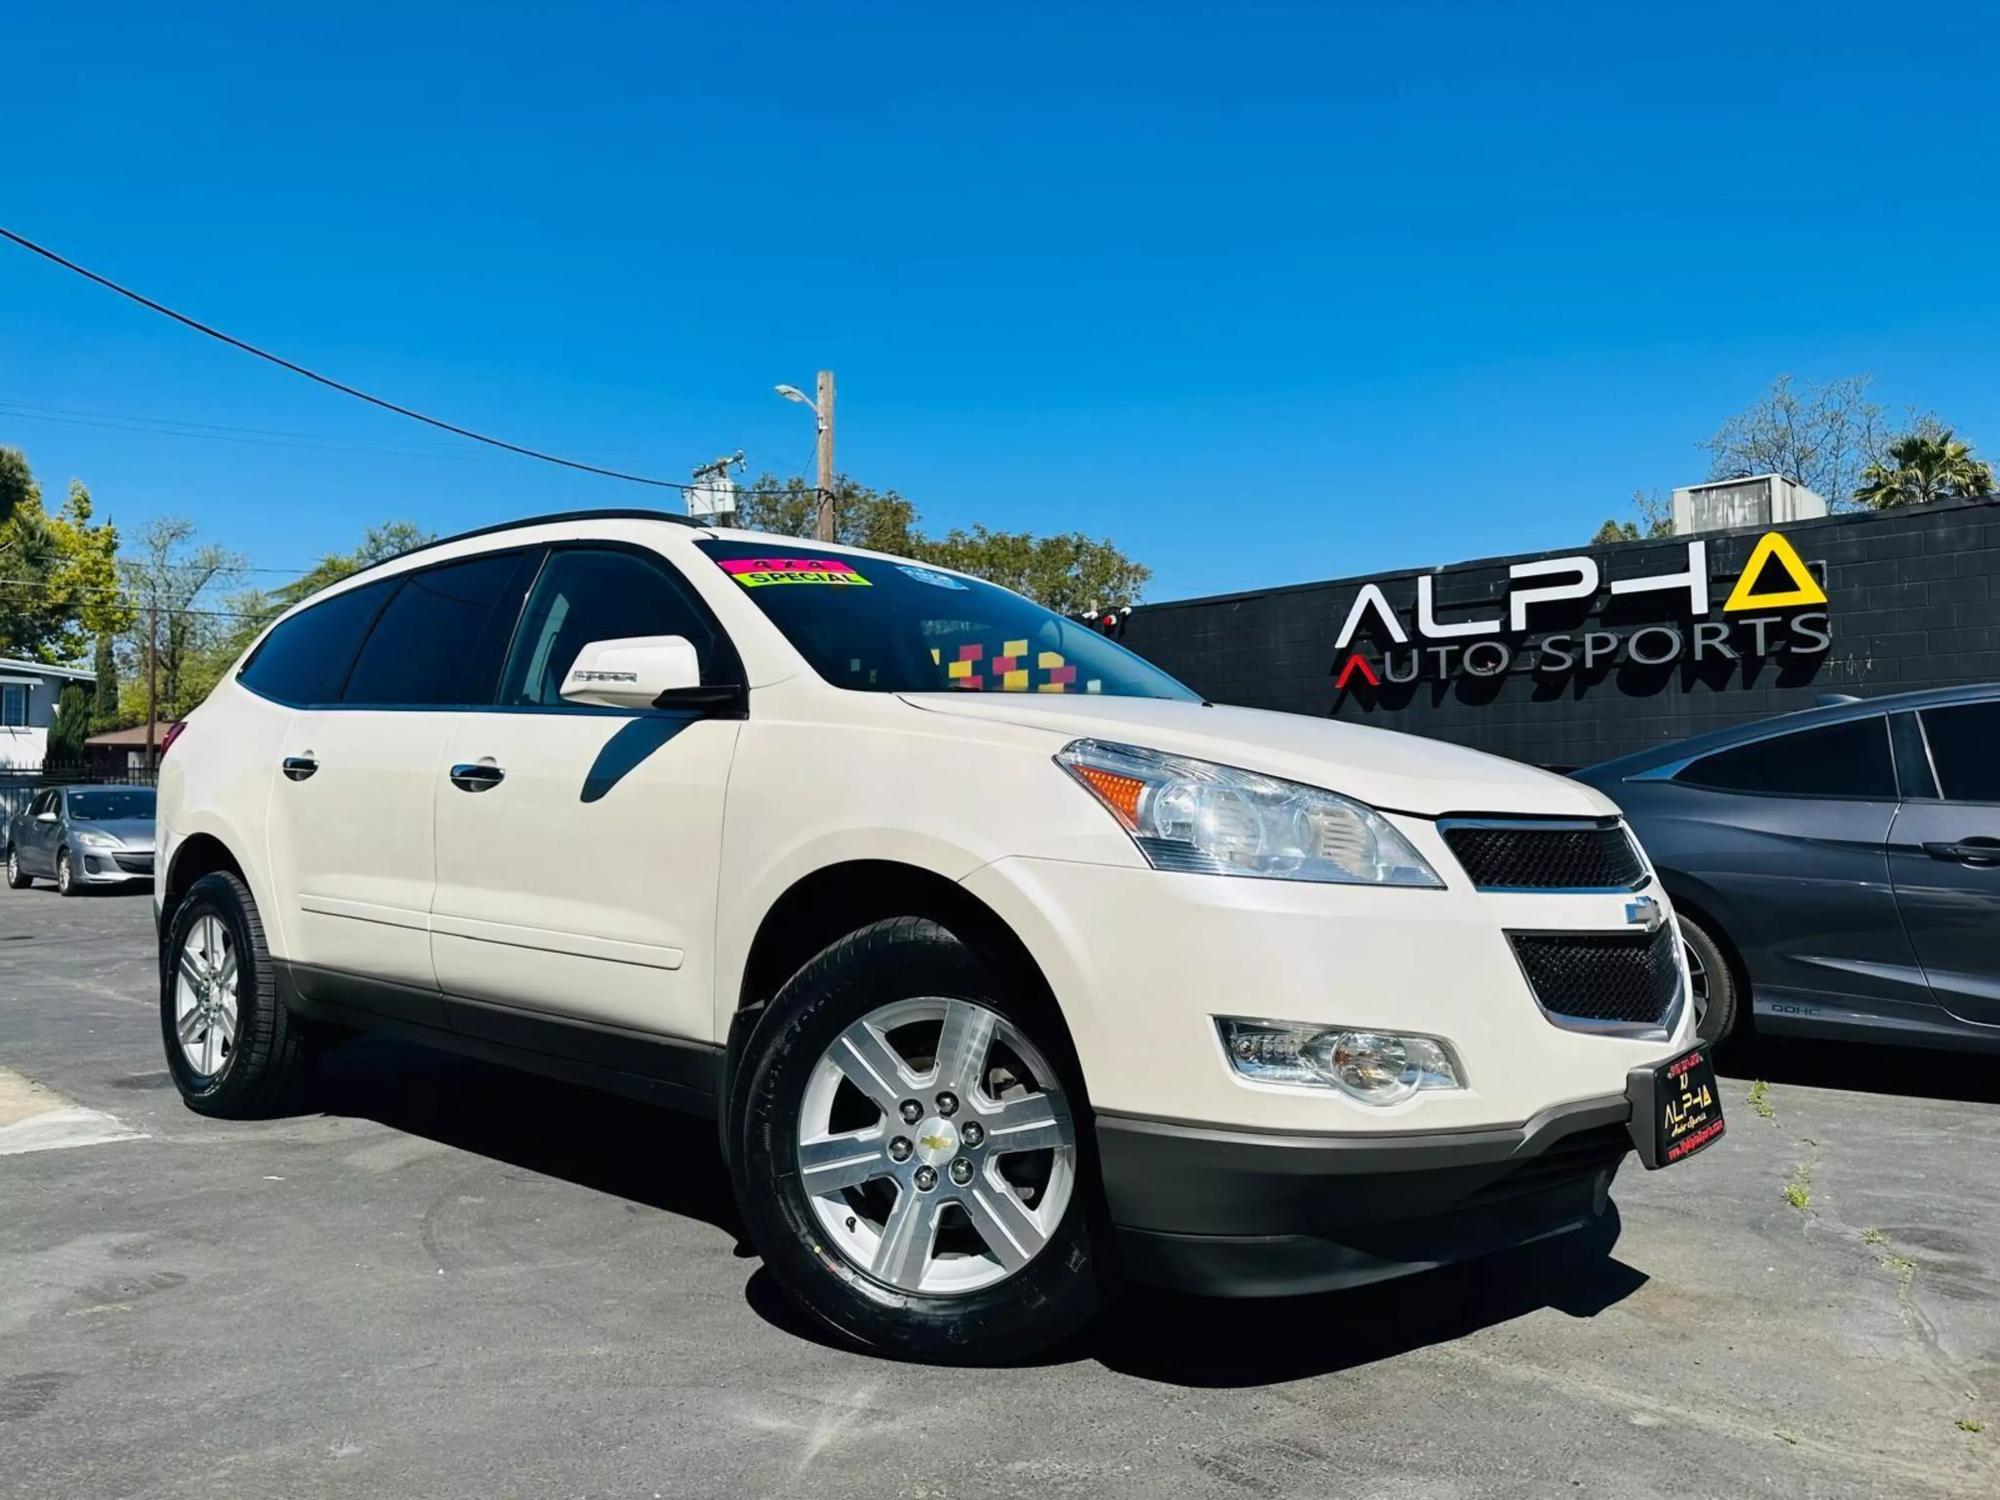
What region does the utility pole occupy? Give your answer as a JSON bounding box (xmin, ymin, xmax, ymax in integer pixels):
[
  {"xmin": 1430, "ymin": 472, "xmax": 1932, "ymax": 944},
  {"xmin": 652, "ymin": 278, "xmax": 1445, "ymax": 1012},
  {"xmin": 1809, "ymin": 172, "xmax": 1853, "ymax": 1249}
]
[
  {"xmin": 814, "ymin": 370, "xmax": 836, "ymax": 542},
  {"xmin": 144, "ymin": 601, "xmax": 159, "ymax": 776},
  {"xmin": 776, "ymin": 370, "xmax": 836, "ymax": 541}
]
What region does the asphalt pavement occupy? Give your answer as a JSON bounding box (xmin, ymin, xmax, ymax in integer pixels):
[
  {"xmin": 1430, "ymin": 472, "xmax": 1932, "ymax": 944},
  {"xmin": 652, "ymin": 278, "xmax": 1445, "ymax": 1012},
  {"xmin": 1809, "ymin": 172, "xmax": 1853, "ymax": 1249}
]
[{"xmin": 3, "ymin": 883, "xmax": 1996, "ymax": 1499}]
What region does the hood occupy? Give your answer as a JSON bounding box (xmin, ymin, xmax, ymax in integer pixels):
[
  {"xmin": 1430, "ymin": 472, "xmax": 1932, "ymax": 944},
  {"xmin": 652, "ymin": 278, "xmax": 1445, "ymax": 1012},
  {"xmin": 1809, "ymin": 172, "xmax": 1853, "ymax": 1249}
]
[
  {"xmin": 899, "ymin": 694, "xmax": 1617, "ymax": 819},
  {"xmin": 71, "ymin": 817, "xmax": 155, "ymax": 846}
]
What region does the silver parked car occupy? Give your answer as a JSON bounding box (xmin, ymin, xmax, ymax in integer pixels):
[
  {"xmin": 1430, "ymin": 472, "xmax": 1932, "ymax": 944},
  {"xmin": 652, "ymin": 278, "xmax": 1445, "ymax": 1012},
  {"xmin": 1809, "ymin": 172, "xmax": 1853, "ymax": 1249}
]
[{"xmin": 5, "ymin": 783, "xmax": 157, "ymax": 895}]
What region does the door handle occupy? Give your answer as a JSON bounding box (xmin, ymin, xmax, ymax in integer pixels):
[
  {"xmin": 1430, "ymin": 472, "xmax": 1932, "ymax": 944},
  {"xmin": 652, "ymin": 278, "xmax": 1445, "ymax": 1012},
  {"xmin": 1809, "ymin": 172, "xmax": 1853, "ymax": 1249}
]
[
  {"xmin": 1923, "ymin": 839, "xmax": 2000, "ymax": 866},
  {"xmin": 449, "ymin": 762, "xmax": 506, "ymax": 793},
  {"xmin": 281, "ymin": 755, "xmax": 318, "ymax": 782}
]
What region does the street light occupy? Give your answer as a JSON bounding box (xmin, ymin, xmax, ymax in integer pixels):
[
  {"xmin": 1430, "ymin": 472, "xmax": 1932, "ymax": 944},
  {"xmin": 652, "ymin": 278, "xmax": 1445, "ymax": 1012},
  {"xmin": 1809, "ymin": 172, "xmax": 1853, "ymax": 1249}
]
[{"xmin": 775, "ymin": 371, "xmax": 835, "ymax": 542}]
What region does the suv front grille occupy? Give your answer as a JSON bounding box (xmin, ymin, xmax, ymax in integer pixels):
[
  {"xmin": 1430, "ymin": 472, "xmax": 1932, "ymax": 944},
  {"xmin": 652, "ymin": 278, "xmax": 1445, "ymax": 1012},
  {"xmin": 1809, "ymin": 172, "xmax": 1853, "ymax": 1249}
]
[
  {"xmin": 1510, "ymin": 924, "xmax": 1682, "ymax": 1031},
  {"xmin": 1443, "ymin": 821, "xmax": 1645, "ymax": 891}
]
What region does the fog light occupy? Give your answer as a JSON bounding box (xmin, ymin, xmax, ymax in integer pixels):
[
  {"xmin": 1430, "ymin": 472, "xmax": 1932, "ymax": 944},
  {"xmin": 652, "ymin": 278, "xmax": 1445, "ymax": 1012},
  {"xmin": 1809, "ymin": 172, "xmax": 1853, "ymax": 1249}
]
[{"xmin": 1217, "ymin": 1018, "xmax": 1463, "ymax": 1104}]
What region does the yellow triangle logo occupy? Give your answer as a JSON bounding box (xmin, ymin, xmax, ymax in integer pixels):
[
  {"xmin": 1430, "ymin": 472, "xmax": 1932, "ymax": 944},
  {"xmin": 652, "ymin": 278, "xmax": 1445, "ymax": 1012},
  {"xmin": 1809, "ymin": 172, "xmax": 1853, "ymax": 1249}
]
[{"xmin": 1723, "ymin": 531, "xmax": 1827, "ymax": 612}]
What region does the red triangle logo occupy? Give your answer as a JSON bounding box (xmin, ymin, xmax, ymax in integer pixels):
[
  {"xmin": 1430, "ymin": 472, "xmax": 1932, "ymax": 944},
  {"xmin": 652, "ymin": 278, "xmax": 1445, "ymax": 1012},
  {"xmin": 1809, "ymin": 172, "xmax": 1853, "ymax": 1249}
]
[{"xmin": 1334, "ymin": 653, "xmax": 1380, "ymax": 689}]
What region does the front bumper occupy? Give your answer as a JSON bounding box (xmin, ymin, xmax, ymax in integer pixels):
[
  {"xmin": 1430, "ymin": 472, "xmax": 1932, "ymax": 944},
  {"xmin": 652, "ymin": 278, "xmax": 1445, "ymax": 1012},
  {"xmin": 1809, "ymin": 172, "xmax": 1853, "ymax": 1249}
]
[
  {"xmin": 73, "ymin": 846, "xmax": 155, "ymax": 884},
  {"xmin": 1099, "ymin": 1092, "xmax": 1632, "ymax": 1297},
  {"xmin": 960, "ymin": 853, "xmax": 1696, "ymax": 1135}
]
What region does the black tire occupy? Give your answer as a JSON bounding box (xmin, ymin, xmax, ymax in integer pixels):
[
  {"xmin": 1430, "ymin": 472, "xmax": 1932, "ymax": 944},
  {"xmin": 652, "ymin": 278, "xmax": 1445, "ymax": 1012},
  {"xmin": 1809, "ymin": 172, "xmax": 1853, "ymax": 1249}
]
[
  {"xmin": 160, "ymin": 870, "xmax": 312, "ymax": 1116},
  {"xmin": 5, "ymin": 846, "xmax": 31, "ymax": 890},
  {"xmin": 55, "ymin": 848, "xmax": 79, "ymax": 896},
  {"xmin": 728, "ymin": 916, "xmax": 1103, "ymax": 1365},
  {"xmin": 1679, "ymin": 911, "xmax": 1741, "ymax": 1046}
]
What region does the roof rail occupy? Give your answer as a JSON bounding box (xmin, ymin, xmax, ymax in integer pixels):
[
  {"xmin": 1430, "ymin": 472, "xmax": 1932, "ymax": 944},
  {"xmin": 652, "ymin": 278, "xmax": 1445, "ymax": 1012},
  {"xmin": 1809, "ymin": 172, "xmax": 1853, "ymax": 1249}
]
[{"xmin": 347, "ymin": 508, "xmax": 707, "ymax": 583}]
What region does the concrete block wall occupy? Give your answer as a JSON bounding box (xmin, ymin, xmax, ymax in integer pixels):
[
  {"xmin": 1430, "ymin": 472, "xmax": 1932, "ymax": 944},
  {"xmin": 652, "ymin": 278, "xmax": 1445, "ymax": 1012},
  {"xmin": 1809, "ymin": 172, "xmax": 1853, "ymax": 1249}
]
[{"xmin": 1119, "ymin": 498, "xmax": 2000, "ymax": 768}]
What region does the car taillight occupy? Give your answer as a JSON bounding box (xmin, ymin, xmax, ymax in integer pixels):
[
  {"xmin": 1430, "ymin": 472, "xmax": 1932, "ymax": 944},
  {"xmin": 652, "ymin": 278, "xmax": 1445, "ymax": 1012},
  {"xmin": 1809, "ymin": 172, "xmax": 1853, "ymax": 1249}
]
[{"xmin": 160, "ymin": 721, "xmax": 186, "ymax": 757}]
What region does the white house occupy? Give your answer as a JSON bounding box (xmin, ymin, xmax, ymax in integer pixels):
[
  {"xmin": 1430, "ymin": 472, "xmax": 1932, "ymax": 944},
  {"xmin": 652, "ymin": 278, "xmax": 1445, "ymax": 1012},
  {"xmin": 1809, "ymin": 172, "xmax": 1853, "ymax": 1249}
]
[{"xmin": 0, "ymin": 657, "xmax": 98, "ymax": 771}]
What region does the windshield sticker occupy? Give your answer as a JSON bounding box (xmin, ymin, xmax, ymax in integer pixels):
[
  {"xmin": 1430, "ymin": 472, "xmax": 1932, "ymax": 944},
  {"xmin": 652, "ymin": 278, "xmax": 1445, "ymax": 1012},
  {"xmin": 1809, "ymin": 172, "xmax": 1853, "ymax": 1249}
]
[
  {"xmin": 947, "ymin": 642, "xmax": 985, "ymax": 688},
  {"xmin": 897, "ymin": 564, "xmax": 968, "ymax": 591},
  {"xmin": 720, "ymin": 556, "xmax": 872, "ymax": 588}
]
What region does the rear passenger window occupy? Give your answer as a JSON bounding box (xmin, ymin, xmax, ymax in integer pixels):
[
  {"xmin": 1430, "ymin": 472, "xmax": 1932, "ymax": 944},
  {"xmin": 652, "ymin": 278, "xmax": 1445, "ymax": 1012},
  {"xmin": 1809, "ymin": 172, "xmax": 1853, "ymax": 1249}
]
[
  {"xmin": 343, "ymin": 552, "xmax": 534, "ymax": 707},
  {"xmin": 238, "ymin": 579, "xmax": 395, "ymax": 706},
  {"xmin": 1675, "ymin": 717, "xmax": 1894, "ymax": 799},
  {"xmin": 1919, "ymin": 702, "xmax": 2000, "ymax": 802},
  {"xmin": 498, "ymin": 549, "xmax": 727, "ymax": 707}
]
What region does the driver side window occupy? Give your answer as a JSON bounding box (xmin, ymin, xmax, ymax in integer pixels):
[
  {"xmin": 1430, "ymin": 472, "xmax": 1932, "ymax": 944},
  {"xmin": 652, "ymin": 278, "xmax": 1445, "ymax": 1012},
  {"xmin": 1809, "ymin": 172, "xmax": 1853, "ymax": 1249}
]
[{"xmin": 499, "ymin": 549, "xmax": 727, "ymax": 707}]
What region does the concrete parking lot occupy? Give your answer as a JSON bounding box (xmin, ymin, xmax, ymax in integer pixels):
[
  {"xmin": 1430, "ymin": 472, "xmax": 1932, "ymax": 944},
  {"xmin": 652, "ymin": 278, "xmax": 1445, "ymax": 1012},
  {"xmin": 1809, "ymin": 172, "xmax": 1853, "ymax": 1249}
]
[{"xmin": 2, "ymin": 885, "xmax": 1996, "ymax": 1499}]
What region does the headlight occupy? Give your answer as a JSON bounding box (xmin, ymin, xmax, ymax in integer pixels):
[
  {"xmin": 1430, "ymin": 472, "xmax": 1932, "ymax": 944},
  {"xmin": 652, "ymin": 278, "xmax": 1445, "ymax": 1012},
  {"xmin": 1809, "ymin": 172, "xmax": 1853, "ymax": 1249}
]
[
  {"xmin": 1217, "ymin": 1018, "xmax": 1464, "ymax": 1103},
  {"xmin": 1056, "ymin": 739, "xmax": 1442, "ymax": 887},
  {"xmin": 74, "ymin": 830, "xmax": 122, "ymax": 849}
]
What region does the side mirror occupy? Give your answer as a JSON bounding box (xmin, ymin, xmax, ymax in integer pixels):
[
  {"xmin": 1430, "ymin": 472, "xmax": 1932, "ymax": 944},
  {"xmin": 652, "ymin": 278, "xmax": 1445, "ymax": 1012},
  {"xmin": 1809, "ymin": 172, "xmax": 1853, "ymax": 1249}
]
[
  {"xmin": 36, "ymin": 811, "xmax": 58, "ymax": 823},
  {"xmin": 560, "ymin": 636, "xmax": 703, "ymax": 710}
]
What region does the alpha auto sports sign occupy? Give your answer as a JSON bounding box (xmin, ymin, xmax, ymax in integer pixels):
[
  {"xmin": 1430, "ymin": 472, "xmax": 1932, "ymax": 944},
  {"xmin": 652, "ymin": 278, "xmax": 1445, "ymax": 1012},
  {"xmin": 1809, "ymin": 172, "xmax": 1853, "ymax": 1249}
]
[{"xmin": 1331, "ymin": 531, "xmax": 1831, "ymax": 691}]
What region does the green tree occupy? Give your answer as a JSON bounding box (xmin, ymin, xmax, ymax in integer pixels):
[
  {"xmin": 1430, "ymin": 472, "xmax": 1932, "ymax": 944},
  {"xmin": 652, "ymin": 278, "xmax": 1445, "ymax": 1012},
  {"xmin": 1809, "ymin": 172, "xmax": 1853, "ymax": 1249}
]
[
  {"xmin": 117, "ymin": 518, "xmax": 245, "ymax": 726},
  {"xmin": 90, "ymin": 633, "xmax": 119, "ymax": 731},
  {"xmin": 45, "ymin": 682, "xmax": 91, "ymax": 771},
  {"xmin": 1590, "ymin": 488, "xmax": 1674, "ymax": 545},
  {"xmin": 731, "ymin": 473, "xmax": 1150, "ymax": 609},
  {"xmin": 919, "ymin": 526, "xmax": 1151, "ymax": 614},
  {"xmin": 1853, "ymin": 429, "xmax": 1995, "ymax": 509},
  {"xmin": 1699, "ymin": 374, "xmax": 1887, "ymax": 509},
  {"xmin": 733, "ymin": 475, "xmax": 921, "ymax": 554},
  {"xmin": 0, "ymin": 446, "xmax": 33, "ymax": 530},
  {"xmin": 0, "ymin": 449, "xmax": 132, "ymax": 664}
]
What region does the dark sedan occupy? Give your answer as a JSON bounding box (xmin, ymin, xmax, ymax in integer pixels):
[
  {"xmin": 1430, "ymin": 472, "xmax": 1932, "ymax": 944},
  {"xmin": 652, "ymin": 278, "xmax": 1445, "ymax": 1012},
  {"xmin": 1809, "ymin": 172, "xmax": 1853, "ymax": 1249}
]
[
  {"xmin": 4, "ymin": 783, "xmax": 157, "ymax": 895},
  {"xmin": 1576, "ymin": 685, "xmax": 2000, "ymax": 1054}
]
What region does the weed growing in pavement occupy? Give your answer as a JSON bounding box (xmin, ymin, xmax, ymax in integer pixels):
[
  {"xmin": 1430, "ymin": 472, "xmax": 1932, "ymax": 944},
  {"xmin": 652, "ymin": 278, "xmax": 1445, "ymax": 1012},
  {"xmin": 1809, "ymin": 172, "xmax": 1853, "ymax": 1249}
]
[
  {"xmin": 1862, "ymin": 1228, "xmax": 1885, "ymax": 1245},
  {"xmin": 1748, "ymin": 1080, "xmax": 1774, "ymax": 1120},
  {"xmin": 1782, "ymin": 1161, "xmax": 1812, "ymax": 1212},
  {"xmin": 1956, "ymin": 1418, "xmax": 1985, "ymax": 1435}
]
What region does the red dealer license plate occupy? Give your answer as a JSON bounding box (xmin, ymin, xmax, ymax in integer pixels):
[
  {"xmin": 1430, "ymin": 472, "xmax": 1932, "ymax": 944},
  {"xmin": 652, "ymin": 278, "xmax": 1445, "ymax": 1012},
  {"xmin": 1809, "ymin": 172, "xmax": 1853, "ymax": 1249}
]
[{"xmin": 1626, "ymin": 1047, "xmax": 1726, "ymax": 1170}]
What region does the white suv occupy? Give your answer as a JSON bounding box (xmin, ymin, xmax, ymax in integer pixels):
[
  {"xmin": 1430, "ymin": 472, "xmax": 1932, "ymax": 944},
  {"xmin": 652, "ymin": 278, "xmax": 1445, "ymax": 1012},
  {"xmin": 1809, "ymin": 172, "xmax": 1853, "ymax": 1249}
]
[{"xmin": 155, "ymin": 510, "xmax": 1724, "ymax": 1361}]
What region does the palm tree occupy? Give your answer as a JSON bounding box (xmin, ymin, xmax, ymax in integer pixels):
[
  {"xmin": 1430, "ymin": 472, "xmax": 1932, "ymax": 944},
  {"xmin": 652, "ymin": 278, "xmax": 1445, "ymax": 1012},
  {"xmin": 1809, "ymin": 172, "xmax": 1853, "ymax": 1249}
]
[{"xmin": 1854, "ymin": 429, "xmax": 1996, "ymax": 509}]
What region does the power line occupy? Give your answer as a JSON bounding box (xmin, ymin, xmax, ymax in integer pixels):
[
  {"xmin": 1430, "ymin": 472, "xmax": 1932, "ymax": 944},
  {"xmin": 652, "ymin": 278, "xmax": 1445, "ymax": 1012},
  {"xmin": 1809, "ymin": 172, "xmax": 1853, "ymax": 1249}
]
[
  {"xmin": 0, "ymin": 226, "xmax": 696, "ymax": 492},
  {"xmin": 0, "ymin": 401, "xmax": 485, "ymax": 461},
  {"xmin": 0, "ymin": 578, "xmax": 262, "ymax": 620}
]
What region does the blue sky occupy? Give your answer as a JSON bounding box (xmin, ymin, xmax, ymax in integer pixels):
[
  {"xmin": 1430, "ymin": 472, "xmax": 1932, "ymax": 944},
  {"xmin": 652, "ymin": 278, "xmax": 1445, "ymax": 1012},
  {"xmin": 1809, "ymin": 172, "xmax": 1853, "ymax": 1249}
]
[{"xmin": 5, "ymin": 2, "xmax": 1997, "ymax": 601}]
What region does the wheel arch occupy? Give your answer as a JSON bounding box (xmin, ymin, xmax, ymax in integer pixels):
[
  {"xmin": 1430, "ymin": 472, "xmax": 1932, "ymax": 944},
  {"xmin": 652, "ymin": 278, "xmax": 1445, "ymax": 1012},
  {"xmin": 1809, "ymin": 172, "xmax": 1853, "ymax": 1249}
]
[
  {"xmin": 1659, "ymin": 875, "xmax": 1753, "ymax": 1008},
  {"xmin": 160, "ymin": 832, "xmax": 251, "ymax": 943},
  {"xmin": 720, "ymin": 858, "xmax": 1076, "ymax": 1146}
]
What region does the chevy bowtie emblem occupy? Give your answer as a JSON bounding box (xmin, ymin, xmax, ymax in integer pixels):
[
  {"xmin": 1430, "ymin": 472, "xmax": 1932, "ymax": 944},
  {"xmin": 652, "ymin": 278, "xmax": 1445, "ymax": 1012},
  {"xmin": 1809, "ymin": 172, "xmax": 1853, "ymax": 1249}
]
[
  {"xmin": 1625, "ymin": 896, "xmax": 1666, "ymax": 933},
  {"xmin": 918, "ymin": 1134, "xmax": 952, "ymax": 1153}
]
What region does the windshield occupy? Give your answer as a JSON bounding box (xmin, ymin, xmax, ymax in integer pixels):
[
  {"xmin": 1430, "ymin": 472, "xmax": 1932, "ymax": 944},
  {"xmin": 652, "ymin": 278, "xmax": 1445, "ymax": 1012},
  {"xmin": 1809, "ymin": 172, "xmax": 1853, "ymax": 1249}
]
[
  {"xmin": 68, "ymin": 788, "xmax": 156, "ymax": 821},
  {"xmin": 696, "ymin": 541, "xmax": 1197, "ymax": 701}
]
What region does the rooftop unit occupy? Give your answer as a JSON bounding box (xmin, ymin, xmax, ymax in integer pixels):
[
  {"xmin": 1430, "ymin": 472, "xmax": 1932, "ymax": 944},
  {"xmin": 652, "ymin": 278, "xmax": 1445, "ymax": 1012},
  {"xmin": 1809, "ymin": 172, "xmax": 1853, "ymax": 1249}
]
[{"xmin": 1671, "ymin": 474, "xmax": 1828, "ymax": 536}]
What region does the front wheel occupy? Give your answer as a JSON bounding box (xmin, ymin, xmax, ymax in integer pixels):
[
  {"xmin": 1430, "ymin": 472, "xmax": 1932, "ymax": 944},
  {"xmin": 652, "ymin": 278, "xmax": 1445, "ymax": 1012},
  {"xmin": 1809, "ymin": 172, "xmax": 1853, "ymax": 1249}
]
[
  {"xmin": 55, "ymin": 849, "xmax": 77, "ymax": 896},
  {"xmin": 729, "ymin": 917, "xmax": 1102, "ymax": 1364},
  {"xmin": 5, "ymin": 846, "xmax": 31, "ymax": 889},
  {"xmin": 161, "ymin": 871, "xmax": 312, "ymax": 1116}
]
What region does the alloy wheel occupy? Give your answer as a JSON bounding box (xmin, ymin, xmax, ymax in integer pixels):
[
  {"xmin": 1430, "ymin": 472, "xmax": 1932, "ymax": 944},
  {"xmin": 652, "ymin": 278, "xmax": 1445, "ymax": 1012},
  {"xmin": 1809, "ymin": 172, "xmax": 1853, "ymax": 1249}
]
[
  {"xmin": 174, "ymin": 914, "xmax": 240, "ymax": 1078},
  {"xmin": 796, "ymin": 996, "xmax": 1077, "ymax": 1296},
  {"xmin": 6, "ymin": 849, "xmax": 17, "ymax": 884},
  {"xmin": 56, "ymin": 851, "xmax": 72, "ymax": 894}
]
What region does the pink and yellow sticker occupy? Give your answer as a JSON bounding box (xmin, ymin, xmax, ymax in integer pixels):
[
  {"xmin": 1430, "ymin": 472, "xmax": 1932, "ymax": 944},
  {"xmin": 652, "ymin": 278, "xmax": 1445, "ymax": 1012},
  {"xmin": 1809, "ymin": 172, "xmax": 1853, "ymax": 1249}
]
[{"xmin": 720, "ymin": 556, "xmax": 872, "ymax": 588}]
